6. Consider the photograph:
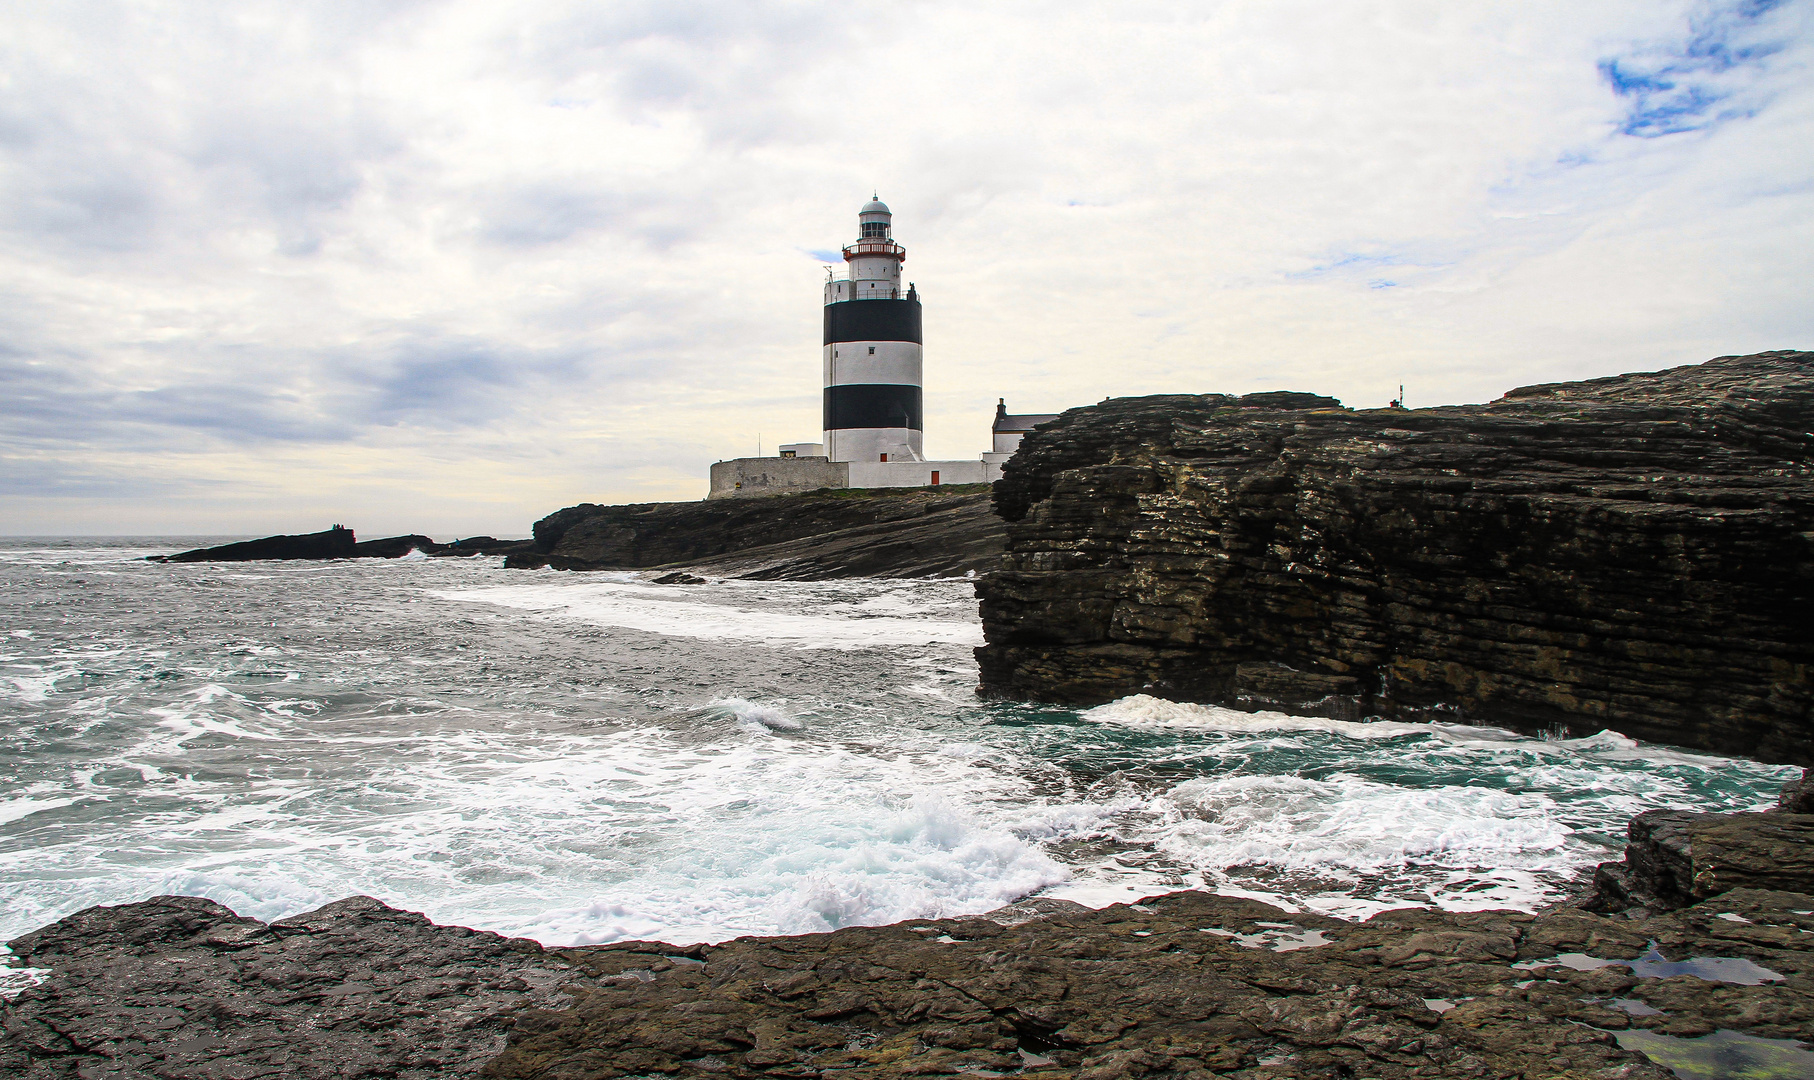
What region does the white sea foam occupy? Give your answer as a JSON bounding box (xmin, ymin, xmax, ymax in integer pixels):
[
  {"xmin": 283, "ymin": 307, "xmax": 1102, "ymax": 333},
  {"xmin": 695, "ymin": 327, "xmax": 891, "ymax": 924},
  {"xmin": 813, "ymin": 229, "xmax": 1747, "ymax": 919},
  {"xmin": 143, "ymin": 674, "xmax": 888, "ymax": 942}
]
[
  {"xmin": 717, "ymin": 697, "xmax": 804, "ymax": 731},
  {"xmin": 0, "ymin": 947, "xmax": 50, "ymax": 1000},
  {"xmin": 0, "ymin": 797, "xmax": 80, "ymax": 827},
  {"xmin": 429, "ymin": 580, "xmax": 982, "ymax": 650},
  {"xmin": 1153, "ymin": 773, "xmax": 1572, "ymax": 872},
  {"xmin": 1, "ymin": 547, "xmax": 1795, "ymax": 946},
  {"xmin": 1084, "ymin": 695, "xmax": 1436, "ymax": 739}
]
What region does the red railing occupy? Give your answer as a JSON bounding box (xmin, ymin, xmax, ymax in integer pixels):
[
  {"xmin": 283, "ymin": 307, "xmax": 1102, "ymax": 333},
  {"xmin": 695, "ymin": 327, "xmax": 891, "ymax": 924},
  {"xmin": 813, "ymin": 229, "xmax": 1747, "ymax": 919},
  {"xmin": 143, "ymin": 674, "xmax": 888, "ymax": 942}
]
[{"xmin": 842, "ymin": 240, "xmax": 905, "ymax": 259}]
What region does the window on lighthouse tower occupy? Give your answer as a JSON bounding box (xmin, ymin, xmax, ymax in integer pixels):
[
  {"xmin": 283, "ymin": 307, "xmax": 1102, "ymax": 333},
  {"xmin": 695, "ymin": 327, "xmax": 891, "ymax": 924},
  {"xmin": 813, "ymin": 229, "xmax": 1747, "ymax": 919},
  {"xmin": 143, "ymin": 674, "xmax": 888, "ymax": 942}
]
[{"xmin": 862, "ymin": 221, "xmax": 888, "ymax": 238}]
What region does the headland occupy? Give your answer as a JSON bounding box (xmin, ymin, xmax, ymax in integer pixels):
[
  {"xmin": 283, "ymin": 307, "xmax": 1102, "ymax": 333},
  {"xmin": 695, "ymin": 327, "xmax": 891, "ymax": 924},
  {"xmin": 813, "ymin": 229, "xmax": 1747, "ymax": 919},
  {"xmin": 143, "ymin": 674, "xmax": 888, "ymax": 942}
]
[{"xmin": 976, "ymin": 350, "xmax": 1814, "ymax": 766}]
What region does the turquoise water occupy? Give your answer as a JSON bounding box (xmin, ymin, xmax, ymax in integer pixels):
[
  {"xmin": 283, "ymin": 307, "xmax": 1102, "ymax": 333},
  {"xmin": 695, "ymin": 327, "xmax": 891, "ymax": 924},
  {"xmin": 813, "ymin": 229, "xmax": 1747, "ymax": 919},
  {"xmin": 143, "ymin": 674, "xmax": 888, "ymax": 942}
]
[{"xmin": 0, "ymin": 537, "xmax": 1795, "ymax": 947}]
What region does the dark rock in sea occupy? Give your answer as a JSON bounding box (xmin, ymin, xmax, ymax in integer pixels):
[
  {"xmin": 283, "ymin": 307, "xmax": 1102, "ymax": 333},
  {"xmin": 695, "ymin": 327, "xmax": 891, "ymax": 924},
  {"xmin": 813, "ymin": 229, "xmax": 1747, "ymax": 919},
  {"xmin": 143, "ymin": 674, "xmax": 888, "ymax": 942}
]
[
  {"xmin": 976, "ymin": 351, "xmax": 1814, "ymax": 765},
  {"xmin": 653, "ymin": 571, "xmax": 711, "ymax": 585},
  {"xmin": 507, "ymin": 486, "xmax": 1003, "ymax": 579},
  {"xmin": 437, "ymin": 536, "xmax": 537, "ymax": 557},
  {"xmin": 351, "ymin": 533, "xmax": 440, "ymax": 558},
  {"xmin": 153, "ymin": 531, "xmax": 534, "ymax": 563},
  {"xmin": 0, "ymin": 895, "xmax": 590, "ymax": 1079},
  {"xmin": 156, "ymin": 526, "xmax": 357, "ymax": 562}
]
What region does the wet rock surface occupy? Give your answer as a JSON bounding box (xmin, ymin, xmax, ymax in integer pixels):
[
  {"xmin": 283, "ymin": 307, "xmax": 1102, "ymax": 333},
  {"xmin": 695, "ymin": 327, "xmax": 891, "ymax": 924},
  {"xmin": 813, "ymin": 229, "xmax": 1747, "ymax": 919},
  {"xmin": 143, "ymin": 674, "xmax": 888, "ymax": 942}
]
[
  {"xmin": 481, "ymin": 887, "xmax": 1814, "ymax": 1080},
  {"xmin": 976, "ymin": 351, "xmax": 1814, "ymax": 764},
  {"xmin": 9, "ymin": 881, "xmax": 1813, "ymax": 1080},
  {"xmin": 506, "ymin": 486, "xmax": 1003, "ymax": 579},
  {"xmin": 0, "ymin": 895, "xmax": 593, "ymax": 1079},
  {"xmin": 1586, "ymin": 770, "xmax": 1814, "ymax": 913}
]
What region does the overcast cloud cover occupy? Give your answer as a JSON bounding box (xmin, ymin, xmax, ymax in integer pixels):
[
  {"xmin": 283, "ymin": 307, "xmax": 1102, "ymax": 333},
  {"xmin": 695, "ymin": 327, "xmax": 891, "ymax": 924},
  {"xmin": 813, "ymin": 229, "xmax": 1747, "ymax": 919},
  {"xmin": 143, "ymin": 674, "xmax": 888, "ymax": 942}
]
[{"xmin": 2, "ymin": 0, "xmax": 1810, "ymax": 536}]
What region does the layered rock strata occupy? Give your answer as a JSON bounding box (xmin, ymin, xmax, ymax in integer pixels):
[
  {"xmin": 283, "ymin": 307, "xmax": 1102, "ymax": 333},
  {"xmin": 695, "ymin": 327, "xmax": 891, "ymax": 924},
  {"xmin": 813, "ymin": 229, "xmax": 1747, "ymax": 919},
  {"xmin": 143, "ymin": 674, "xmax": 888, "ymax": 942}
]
[
  {"xmin": 976, "ymin": 352, "xmax": 1814, "ymax": 764},
  {"xmin": 1586, "ymin": 768, "xmax": 1814, "ymax": 912},
  {"xmin": 505, "ymin": 486, "xmax": 1002, "ymax": 579}
]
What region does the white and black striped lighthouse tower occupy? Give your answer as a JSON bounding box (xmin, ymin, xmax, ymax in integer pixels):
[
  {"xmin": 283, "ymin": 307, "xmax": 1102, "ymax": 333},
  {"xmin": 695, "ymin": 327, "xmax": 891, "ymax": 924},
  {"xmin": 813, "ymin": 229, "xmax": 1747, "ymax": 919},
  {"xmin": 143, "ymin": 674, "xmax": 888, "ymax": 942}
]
[{"xmin": 822, "ymin": 197, "xmax": 923, "ymax": 462}]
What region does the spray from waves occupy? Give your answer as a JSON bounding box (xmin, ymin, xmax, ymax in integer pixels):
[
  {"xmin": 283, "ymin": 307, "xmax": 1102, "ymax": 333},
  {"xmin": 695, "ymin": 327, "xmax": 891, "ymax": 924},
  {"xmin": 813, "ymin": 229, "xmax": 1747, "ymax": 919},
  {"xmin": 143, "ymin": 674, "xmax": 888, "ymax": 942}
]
[
  {"xmin": 714, "ymin": 697, "xmax": 804, "ymax": 732},
  {"xmin": 1055, "ymin": 694, "xmax": 1795, "ymax": 917},
  {"xmin": 430, "ymin": 580, "xmax": 983, "ymax": 650},
  {"xmin": 522, "ymin": 792, "xmax": 1071, "ymax": 944},
  {"xmin": 4, "ymin": 546, "xmax": 1795, "ymax": 946},
  {"xmin": 1085, "ymin": 695, "xmax": 1439, "ymax": 739}
]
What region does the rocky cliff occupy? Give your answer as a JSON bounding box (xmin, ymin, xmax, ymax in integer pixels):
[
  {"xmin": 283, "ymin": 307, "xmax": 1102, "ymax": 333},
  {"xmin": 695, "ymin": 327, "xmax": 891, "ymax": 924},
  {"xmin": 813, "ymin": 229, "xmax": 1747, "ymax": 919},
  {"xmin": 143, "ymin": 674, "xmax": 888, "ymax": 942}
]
[
  {"xmin": 975, "ymin": 352, "xmax": 1814, "ymax": 764},
  {"xmin": 505, "ymin": 486, "xmax": 1002, "ymax": 579}
]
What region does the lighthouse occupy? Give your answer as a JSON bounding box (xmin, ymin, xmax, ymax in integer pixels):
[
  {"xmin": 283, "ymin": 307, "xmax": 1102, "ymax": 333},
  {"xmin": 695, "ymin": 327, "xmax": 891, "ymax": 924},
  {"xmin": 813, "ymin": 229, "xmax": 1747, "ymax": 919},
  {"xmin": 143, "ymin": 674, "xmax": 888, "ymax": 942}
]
[
  {"xmin": 706, "ymin": 194, "xmax": 1056, "ymax": 498},
  {"xmin": 822, "ymin": 197, "xmax": 923, "ymax": 462}
]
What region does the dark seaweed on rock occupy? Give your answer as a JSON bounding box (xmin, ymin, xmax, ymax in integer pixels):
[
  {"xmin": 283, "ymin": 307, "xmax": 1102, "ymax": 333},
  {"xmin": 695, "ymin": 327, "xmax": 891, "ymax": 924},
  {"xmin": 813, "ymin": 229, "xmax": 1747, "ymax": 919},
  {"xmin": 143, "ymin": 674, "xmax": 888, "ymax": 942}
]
[{"xmin": 977, "ymin": 351, "xmax": 1814, "ymax": 764}]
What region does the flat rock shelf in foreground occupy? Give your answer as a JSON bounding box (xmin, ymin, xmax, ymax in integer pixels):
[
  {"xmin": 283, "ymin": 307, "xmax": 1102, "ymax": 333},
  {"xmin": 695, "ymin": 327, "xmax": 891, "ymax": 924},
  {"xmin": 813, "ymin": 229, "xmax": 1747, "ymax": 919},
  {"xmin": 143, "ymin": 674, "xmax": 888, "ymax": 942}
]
[
  {"xmin": 976, "ymin": 351, "xmax": 1814, "ymax": 764},
  {"xmin": 7, "ymin": 885, "xmax": 1814, "ymax": 1079}
]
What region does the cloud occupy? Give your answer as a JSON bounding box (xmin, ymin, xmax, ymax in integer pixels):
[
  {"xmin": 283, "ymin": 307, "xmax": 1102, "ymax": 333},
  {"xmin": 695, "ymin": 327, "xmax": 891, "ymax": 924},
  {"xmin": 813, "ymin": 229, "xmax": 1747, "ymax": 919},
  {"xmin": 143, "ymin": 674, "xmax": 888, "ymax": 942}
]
[{"xmin": 0, "ymin": 0, "xmax": 1809, "ymax": 535}]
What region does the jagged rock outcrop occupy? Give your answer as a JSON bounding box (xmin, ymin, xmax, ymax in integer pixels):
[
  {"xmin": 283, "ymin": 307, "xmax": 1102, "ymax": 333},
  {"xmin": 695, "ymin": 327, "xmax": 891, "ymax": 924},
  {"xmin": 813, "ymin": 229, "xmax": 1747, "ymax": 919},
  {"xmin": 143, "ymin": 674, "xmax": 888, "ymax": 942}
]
[
  {"xmin": 1780, "ymin": 767, "xmax": 1814, "ymax": 813},
  {"xmin": 0, "ymin": 895, "xmax": 591, "ymax": 1079},
  {"xmin": 976, "ymin": 351, "xmax": 1814, "ymax": 764},
  {"xmin": 351, "ymin": 533, "xmax": 440, "ymax": 558},
  {"xmin": 1586, "ymin": 769, "xmax": 1814, "ymax": 913},
  {"xmin": 505, "ymin": 486, "xmax": 1003, "ymax": 579}
]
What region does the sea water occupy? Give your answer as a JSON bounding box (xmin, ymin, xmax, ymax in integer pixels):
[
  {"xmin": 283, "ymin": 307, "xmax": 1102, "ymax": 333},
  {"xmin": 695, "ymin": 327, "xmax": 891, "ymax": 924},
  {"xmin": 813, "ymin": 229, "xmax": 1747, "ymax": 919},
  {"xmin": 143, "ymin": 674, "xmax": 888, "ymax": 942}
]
[{"xmin": 0, "ymin": 538, "xmax": 1795, "ymax": 946}]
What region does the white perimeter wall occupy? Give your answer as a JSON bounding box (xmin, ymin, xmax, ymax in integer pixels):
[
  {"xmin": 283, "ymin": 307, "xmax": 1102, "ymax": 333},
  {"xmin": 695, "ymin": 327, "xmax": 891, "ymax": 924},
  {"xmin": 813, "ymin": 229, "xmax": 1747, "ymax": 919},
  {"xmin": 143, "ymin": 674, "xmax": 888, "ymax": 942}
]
[{"xmin": 846, "ymin": 459, "xmax": 999, "ymax": 488}]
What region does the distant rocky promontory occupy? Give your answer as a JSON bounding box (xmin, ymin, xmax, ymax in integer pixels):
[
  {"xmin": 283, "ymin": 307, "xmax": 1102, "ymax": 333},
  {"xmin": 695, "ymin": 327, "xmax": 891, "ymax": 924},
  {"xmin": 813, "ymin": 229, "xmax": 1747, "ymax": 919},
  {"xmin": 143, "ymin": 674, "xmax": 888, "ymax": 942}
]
[
  {"xmin": 154, "ymin": 527, "xmax": 533, "ymax": 562},
  {"xmin": 976, "ymin": 351, "xmax": 1814, "ymax": 765},
  {"xmin": 504, "ymin": 484, "xmax": 1004, "ymax": 579}
]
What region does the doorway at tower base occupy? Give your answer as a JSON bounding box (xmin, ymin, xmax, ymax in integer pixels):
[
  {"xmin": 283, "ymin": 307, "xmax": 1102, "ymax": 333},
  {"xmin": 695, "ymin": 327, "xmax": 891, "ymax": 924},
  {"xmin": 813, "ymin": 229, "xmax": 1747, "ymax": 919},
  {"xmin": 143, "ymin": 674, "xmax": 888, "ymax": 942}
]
[{"xmin": 707, "ymin": 456, "xmax": 1001, "ymax": 499}]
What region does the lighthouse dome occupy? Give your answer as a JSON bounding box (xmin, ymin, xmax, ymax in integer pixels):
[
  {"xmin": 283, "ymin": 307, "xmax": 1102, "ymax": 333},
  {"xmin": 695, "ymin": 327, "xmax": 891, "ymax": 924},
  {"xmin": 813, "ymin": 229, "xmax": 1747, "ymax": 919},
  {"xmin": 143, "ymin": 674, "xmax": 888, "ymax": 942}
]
[{"xmin": 860, "ymin": 197, "xmax": 891, "ymax": 215}]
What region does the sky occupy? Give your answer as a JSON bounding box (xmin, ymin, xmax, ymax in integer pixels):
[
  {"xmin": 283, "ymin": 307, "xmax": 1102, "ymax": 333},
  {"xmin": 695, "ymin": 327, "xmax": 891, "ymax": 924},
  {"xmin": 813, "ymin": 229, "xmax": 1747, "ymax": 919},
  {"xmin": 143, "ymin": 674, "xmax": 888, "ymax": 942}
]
[{"xmin": 2, "ymin": 0, "xmax": 1810, "ymax": 537}]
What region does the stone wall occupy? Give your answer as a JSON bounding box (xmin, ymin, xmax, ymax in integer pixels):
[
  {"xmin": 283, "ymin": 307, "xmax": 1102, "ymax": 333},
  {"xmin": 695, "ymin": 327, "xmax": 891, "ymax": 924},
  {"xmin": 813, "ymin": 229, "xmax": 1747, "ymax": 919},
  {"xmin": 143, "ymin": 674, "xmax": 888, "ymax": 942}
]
[
  {"xmin": 709, "ymin": 457, "xmax": 850, "ymax": 498},
  {"xmin": 975, "ymin": 352, "xmax": 1814, "ymax": 764}
]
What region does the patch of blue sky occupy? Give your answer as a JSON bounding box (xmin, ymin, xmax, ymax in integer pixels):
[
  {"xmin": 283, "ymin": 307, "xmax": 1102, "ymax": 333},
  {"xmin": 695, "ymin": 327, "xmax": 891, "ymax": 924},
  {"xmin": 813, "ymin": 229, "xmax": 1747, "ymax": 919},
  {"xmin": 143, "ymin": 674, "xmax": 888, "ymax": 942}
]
[
  {"xmin": 1597, "ymin": 0, "xmax": 1796, "ymax": 138},
  {"xmin": 1287, "ymin": 250, "xmax": 1450, "ymax": 288},
  {"xmin": 804, "ymin": 249, "xmax": 840, "ymax": 262}
]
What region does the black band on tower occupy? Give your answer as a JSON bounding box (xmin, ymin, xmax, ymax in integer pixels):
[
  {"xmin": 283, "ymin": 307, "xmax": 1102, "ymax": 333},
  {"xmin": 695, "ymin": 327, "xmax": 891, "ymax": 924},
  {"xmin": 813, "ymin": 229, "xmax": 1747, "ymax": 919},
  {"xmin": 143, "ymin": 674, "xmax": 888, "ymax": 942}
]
[
  {"xmin": 823, "ymin": 384, "xmax": 923, "ymax": 431},
  {"xmin": 824, "ymin": 299, "xmax": 922, "ymax": 345}
]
